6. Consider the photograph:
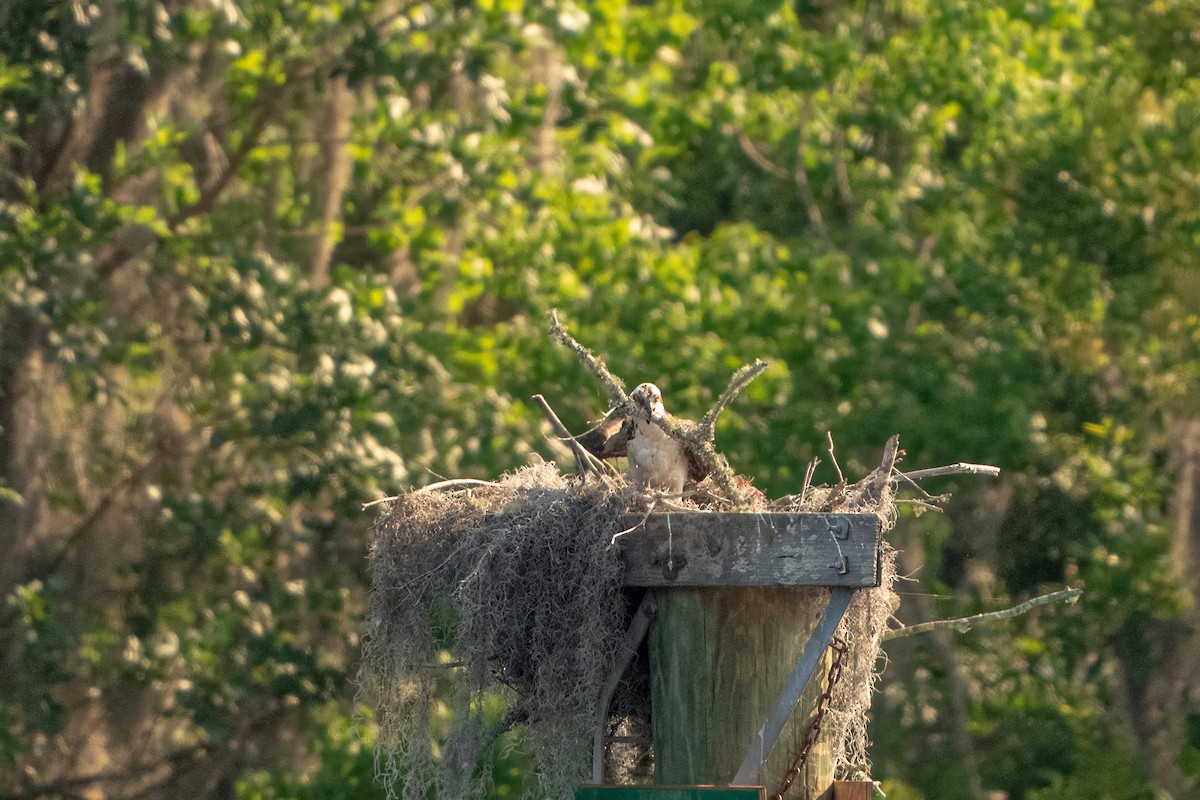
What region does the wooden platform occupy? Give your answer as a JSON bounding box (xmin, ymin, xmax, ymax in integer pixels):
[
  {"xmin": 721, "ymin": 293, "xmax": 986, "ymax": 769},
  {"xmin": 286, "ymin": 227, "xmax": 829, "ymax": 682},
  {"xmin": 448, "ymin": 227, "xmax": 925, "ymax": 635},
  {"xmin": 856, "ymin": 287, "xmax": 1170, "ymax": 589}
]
[{"xmin": 618, "ymin": 512, "xmax": 883, "ymax": 588}]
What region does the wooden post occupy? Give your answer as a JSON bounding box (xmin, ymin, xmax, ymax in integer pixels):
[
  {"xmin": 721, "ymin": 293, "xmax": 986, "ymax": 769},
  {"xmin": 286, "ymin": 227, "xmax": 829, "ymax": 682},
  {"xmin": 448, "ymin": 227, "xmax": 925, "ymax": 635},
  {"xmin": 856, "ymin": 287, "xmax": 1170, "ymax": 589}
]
[
  {"xmin": 819, "ymin": 781, "xmax": 875, "ymax": 800},
  {"xmin": 617, "ymin": 513, "xmax": 883, "ymax": 799},
  {"xmin": 649, "ymin": 587, "xmax": 834, "ymax": 793}
]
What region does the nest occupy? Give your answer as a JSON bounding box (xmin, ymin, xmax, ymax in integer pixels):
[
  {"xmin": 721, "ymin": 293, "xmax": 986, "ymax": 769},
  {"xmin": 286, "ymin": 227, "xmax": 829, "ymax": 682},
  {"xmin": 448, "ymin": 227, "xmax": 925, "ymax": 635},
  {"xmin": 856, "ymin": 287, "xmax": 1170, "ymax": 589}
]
[
  {"xmin": 358, "ymin": 441, "xmax": 908, "ymax": 798},
  {"xmin": 357, "ymin": 315, "xmax": 927, "ymax": 797}
]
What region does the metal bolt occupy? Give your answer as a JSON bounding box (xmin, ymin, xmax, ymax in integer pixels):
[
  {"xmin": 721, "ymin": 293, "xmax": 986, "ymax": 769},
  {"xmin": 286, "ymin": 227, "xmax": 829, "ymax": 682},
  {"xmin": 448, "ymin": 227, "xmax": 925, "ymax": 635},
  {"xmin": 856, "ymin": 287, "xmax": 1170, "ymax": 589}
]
[{"xmin": 829, "ymin": 515, "xmax": 851, "ymax": 540}]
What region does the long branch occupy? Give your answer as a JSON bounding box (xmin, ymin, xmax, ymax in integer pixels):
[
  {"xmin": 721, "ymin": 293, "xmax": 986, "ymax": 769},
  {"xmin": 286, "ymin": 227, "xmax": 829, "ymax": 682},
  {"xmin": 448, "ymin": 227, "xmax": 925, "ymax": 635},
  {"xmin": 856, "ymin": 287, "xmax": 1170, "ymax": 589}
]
[
  {"xmin": 547, "ymin": 310, "xmax": 629, "ymax": 410},
  {"xmin": 884, "ymin": 587, "xmax": 1082, "ymax": 641},
  {"xmin": 531, "ymin": 393, "xmax": 617, "ymax": 479}
]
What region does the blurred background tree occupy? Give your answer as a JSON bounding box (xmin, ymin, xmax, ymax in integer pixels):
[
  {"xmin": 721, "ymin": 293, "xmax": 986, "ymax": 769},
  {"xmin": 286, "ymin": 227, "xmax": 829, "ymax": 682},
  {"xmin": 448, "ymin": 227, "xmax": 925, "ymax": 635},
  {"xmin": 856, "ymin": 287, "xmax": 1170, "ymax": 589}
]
[{"xmin": 1, "ymin": 0, "xmax": 1197, "ymax": 798}]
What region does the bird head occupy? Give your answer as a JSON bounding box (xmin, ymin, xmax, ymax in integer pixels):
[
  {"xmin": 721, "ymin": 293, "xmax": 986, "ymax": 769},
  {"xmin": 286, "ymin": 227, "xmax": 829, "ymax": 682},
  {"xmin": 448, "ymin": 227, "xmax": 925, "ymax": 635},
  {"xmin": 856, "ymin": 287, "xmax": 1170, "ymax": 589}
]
[{"xmin": 630, "ymin": 382, "xmax": 666, "ymax": 422}]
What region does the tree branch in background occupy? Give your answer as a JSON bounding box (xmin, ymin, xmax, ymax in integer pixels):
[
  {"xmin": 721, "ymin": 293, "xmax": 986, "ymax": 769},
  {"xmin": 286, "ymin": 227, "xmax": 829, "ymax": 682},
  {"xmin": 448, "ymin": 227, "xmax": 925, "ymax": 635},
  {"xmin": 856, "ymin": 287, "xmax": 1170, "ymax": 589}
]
[
  {"xmin": 734, "ymin": 126, "xmax": 788, "ymax": 179},
  {"xmin": 94, "ymin": 64, "xmax": 293, "ymax": 281},
  {"xmin": 831, "ymin": 125, "xmax": 858, "ymax": 277},
  {"xmin": 884, "ymin": 587, "xmax": 1082, "ymax": 641},
  {"xmin": 308, "ymin": 73, "xmax": 353, "ymax": 287}
]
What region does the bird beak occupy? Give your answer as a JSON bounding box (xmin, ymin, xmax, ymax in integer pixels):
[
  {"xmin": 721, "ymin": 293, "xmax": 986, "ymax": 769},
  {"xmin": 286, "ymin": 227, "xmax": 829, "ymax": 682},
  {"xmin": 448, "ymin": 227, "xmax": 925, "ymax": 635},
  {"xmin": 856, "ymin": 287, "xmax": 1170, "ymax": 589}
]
[{"xmin": 634, "ymin": 391, "xmax": 654, "ymax": 420}]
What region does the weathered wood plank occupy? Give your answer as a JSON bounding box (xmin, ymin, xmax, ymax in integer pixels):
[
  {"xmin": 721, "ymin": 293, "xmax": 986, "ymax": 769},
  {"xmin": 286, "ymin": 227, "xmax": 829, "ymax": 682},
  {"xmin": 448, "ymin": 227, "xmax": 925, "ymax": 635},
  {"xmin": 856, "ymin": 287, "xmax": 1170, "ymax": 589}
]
[
  {"xmin": 619, "ymin": 512, "xmax": 882, "ymax": 588},
  {"xmin": 819, "ymin": 781, "xmax": 875, "ymax": 800},
  {"xmin": 576, "ymin": 787, "xmax": 765, "ymax": 800}
]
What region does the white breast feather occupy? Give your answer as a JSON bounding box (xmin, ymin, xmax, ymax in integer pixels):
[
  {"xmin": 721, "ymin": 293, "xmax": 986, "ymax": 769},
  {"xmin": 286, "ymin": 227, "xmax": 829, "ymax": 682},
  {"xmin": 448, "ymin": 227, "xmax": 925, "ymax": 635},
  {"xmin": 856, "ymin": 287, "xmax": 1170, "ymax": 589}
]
[{"xmin": 626, "ymin": 419, "xmax": 687, "ymax": 494}]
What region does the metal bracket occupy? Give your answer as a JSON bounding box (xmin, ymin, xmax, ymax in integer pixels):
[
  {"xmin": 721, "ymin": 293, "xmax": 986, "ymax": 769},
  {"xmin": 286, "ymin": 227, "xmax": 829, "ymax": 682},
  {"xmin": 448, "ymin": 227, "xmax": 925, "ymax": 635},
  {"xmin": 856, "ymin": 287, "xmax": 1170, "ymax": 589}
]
[
  {"xmin": 730, "ymin": 586, "xmax": 856, "ymax": 786},
  {"xmin": 828, "ymin": 515, "xmax": 851, "ymax": 540}
]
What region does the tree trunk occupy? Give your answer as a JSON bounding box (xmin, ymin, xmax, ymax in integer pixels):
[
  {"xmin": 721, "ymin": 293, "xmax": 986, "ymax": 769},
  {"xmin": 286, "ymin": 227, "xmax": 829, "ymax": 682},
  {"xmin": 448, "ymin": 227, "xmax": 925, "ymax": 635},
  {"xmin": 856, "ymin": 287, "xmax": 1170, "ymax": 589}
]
[
  {"xmin": 1128, "ymin": 419, "xmax": 1200, "ymax": 799},
  {"xmin": 309, "ymin": 74, "xmax": 352, "ymax": 287}
]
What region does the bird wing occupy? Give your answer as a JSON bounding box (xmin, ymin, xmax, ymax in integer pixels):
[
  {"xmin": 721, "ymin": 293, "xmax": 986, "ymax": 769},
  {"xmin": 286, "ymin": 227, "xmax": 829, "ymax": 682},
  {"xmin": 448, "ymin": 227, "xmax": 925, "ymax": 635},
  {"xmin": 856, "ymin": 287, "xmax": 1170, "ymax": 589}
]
[
  {"xmin": 574, "ymin": 412, "xmax": 711, "ymax": 485},
  {"xmin": 572, "ymin": 417, "xmax": 630, "ymax": 459},
  {"xmin": 668, "ymin": 419, "xmax": 711, "ymax": 484},
  {"xmin": 683, "ymin": 445, "xmax": 709, "ymax": 484}
]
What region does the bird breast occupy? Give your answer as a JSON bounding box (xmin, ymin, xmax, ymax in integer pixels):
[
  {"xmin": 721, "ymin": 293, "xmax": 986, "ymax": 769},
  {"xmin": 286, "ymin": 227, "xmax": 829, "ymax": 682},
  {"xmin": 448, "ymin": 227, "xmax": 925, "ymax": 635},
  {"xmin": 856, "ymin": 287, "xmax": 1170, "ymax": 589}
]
[{"xmin": 626, "ymin": 419, "xmax": 687, "ymax": 494}]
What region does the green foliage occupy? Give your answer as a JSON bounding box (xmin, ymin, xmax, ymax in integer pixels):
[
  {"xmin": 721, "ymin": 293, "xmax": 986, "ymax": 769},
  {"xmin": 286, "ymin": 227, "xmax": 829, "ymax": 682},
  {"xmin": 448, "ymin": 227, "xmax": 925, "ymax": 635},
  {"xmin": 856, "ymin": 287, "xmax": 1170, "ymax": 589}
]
[{"xmin": 0, "ymin": 0, "xmax": 1197, "ymax": 797}]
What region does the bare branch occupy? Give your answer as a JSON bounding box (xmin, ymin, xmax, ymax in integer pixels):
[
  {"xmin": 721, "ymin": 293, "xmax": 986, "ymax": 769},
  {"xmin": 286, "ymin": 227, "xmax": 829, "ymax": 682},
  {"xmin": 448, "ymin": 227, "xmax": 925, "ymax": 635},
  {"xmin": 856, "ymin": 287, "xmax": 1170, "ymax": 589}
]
[
  {"xmin": 547, "ymin": 310, "xmax": 629, "ymax": 411},
  {"xmin": 531, "ymin": 393, "xmax": 618, "ymax": 480},
  {"xmin": 826, "ymin": 431, "xmax": 845, "ymax": 485},
  {"xmin": 884, "ymin": 587, "xmax": 1082, "ymax": 641},
  {"xmin": 901, "ymin": 463, "xmax": 1002, "ymax": 481},
  {"xmin": 698, "ymin": 358, "xmax": 769, "ymax": 441}
]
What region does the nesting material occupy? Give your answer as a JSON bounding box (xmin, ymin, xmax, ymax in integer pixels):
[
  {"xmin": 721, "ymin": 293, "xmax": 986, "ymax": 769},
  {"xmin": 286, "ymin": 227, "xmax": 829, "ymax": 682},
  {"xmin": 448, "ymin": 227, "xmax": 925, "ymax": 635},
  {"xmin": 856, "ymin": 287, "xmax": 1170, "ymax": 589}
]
[
  {"xmin": 359, "ymin": 442, "xmax": 907, "ymax": 798},
  {"xmin": 359, "ymin": 464, "xmax": 634, "ymax": 799}
]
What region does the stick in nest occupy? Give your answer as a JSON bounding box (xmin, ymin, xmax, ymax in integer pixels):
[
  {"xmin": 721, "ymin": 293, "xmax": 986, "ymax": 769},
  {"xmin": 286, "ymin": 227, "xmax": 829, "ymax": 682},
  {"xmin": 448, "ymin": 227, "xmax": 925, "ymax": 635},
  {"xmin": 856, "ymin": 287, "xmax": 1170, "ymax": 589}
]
[
  {"xmin": 531, "ymin": 393, "xmax": 619, "ymax": 480},
  {"xmin": 547, "ymin": 309, "xmax": 630, "ymax": 412}
]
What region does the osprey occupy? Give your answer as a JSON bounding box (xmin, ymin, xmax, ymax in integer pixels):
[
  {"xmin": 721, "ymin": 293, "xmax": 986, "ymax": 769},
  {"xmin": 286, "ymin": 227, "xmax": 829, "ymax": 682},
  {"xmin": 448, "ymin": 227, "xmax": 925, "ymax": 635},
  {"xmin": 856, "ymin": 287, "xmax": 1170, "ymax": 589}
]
[{"xmin": 575, "ymin": 383, "xmax": 707, "ymax": 494}]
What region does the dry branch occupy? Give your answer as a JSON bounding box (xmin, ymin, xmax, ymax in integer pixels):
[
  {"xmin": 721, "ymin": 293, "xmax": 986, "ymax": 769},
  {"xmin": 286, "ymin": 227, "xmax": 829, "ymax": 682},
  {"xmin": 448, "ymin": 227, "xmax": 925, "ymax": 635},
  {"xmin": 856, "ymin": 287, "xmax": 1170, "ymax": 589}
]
[
  {"xmin": 531, "ymin": 393, "xmax": 618, "ymax": 479},
  {"xmin": 884, "ymin": 587, "xmax": 1082, "ymax": 641},
  {"xmin": 547, "ymin": 310, "xmax": 629, "ymax": 411},
  {"xmin": 698, "ymin": 358, "xmax": 769, "ymax": 441},
  {"xmin": 901, "ymin": 463, "xmax": 1002, "ymax": 481}
]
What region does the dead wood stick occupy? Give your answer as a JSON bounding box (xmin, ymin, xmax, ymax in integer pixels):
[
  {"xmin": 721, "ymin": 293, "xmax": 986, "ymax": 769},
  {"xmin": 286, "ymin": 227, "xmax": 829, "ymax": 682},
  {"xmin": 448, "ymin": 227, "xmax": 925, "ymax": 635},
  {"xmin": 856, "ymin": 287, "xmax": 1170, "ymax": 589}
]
[
  {"xmin": 531, "ymin": 394, "xmax": 618, "ymax": 479},
  {"xmin": 901, "ymin": 463, "xmax": 1001, "ymax": 481},
  {"xmin": 826, "ymin": 431, "xmax": 846, "ymax": 484},
  {"xmin": 884, "ymin": 587, "xmax": 1082, "ymax": 641},
  {"xmin": 698, "ymin": 359, "xmax": 769, "ymax": 441},
  {"xmin": 547, "ymin": 310, "xmax": 630, "ymax": 411}
]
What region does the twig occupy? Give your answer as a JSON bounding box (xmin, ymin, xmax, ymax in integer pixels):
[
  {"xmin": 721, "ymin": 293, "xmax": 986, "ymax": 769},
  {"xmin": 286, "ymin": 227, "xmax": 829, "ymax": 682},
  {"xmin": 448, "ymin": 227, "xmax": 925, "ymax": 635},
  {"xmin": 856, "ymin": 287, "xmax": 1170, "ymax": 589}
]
[
  {"xmin": 894, "ymin": 498, "xmax": 946, "ymax": 513},
  {"xmin": 698, "ymin": 359, "xmax": 769, "ymax": 441},
  {"xmin": 531, "ymin": 394, "xmax": 618, "ymax": 479},
  {"xmin": 361, "ymin": 479, "xmax": 501, "ymax": 508},
  {"xmin": 362, "ymin": 496, "xmax": 401, "ymax": 508},
  {"xmin": 826, "ymin": 431, "xmax": 845, "ymax": 484},
  {"xmin": 901, "ymin": 463, "xmax": 1002, "ymax": 481},
  {"xmin": 611, "ymin": 501, "xmax": 656, "ymax": 543},
  {"xmin": 883, "ymin": 587, "xmax": 1082, "ymax": 641},
  {"xmin": 547, "ymin": 310, "xmax": 629, "ymax": 411},
  {"xmin": 417, "ymin": 479, "xmax": 501, "ymax": 493},
  {"xmin": 800, "ymin": 458, "xmax": 819, "ymax": 507}
]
